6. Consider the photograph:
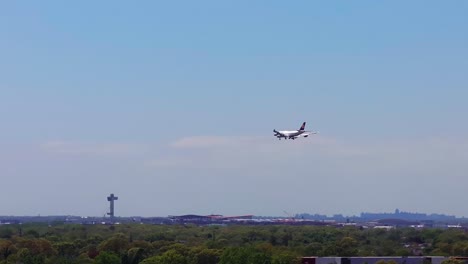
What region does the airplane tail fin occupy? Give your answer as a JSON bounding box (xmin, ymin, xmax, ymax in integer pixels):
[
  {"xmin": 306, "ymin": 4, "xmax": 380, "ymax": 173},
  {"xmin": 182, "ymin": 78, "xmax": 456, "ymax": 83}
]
[{"xmin": 299, "ymin": 122, "xmax": 306, "ymax": 131}]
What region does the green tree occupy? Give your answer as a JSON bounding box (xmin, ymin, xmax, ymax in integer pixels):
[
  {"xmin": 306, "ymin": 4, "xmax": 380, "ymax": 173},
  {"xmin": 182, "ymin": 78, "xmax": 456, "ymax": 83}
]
[
  {"xmin": 272, "ymin": 252, "xmax": 300, "ymax": 264},
  {"xmin": 140, "ymin": 256, "xmax": 162, "ymax": 264},
  {"xmin": 158, "ymin": 249, "xmax": 187, "ymax": 264},
  {"xmin": 0, "ymin": 240, "xmax": 15, "ymax": 260},
  {"xmin": 98, "ymin": 233, "xmax": 129, "ymax": 256},
  {"xmin": 16, "ymin": 248, "xmax": 46, "ymax": 264},
  {"xmin": 55, "ymin": 241, "xmax": 78, "ymax": 258},
  {"xmin": 140, "ymin": 249, "xmax": 187, "ymax": 264},
  {"xmin": 336, "ymin": 237, "xmax": 358, "ymax": 256},
  {"xmin": 94, "ymin": 251, "xmax": 122, "ymax": 264},
  {"xmin": 442, "ymin": 259, "xmax": 465, "ymax": 264},
  {"xmin": 123, "ymin": 247, "xmax": 145, "ymax": 264},
  {"xmin": 190, "ymin": 248, "xmax": 221, "ymax": 264},
  {"xmin": 219, "ymin": 246, "xmax": 271, "ymax": 264},
  {"xmin": 0, "ymin": 229, "xmax": 14, "ymax": 239}
]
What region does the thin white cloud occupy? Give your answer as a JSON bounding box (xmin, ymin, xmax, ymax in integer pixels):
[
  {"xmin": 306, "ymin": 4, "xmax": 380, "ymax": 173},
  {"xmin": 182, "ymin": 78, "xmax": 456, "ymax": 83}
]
[
  {"xmin": 145, "ymin": 135, "xmax": 372, "ymax": 170},
  {"xmin": 146, "ymin": 135, "xmax": 468, "ymax": 173},
  {"xmin": 170, "ymin": 135, "xmax": 370, "ymax": 156},
  {"xmin": 40, "ymin": 140, "xmax": 146, "ymax": 156},
  {"xmin": 144, "ymin": 156, "xmax": 196, "ymax": 168},
  {"xmin": 39, "ymin": 137, "xmax": 468, "ymax": 172},
  {"xmin": 3, "ymin": 136, "xmax": 468, "ymax": 216},
  {"xmin": 171, "ymin": 136, "xmax": 258, "ymax": 149}
]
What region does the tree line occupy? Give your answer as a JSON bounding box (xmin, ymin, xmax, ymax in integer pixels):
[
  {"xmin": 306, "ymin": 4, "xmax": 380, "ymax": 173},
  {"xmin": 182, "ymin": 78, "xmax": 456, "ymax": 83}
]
[{"xmin": 0, "ymin": 223, "xmax": 468, "ymax": 264}]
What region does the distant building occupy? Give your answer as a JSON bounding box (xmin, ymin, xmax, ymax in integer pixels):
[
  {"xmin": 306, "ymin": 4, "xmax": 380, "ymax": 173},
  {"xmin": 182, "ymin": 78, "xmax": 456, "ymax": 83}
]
[{"xmin": 302, "ymin": 256, "xmax": 447, "ymax": 264}]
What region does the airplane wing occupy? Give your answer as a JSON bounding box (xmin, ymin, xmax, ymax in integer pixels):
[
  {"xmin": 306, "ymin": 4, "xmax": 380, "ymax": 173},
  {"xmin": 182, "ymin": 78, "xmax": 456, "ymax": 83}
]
[
  {"xmin": 291, "ymin": 132, "xmax": 318, "ymax": 139},
  {"xmin": 273, "ymin": 129, "xmax": 286, "ymax": 138},
  {"xmin": 289, "ymin": 135, "xmax": 303, "ymax": 139}
]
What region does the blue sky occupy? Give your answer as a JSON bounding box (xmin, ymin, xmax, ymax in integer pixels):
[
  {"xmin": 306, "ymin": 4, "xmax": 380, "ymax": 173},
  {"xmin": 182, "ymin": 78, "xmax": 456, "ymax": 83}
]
[{"xmin": 1, "ymin": 1, "xmax": 468, "ymax": 217}]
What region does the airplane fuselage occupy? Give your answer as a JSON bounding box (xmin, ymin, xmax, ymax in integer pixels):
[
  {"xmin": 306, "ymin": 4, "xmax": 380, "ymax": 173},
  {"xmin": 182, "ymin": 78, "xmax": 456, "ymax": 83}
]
[
  {"xmin": 273, "ymin": 122, "xmax": 315, "ymax": 140},
  {"xmin": 276, "ymin": 130, "xmax": 304, "ymax": 138}
]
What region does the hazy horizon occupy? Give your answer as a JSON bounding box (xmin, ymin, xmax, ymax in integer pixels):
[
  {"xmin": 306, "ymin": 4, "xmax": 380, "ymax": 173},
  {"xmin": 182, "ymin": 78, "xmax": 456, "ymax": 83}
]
[
  {"xmin": 1, "ymin": 1, "xmax": 467, "ymax": 217},
  {"xmin": 0, "ymin": 207, "xmax": 463, "ymax": 219}
]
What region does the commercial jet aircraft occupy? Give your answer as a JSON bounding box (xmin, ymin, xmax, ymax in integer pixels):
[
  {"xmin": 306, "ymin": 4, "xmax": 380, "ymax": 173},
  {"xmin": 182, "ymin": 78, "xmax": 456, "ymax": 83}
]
[{"xmin": 273, "ymin": 122, "xmax": 317, "ymax": 140}]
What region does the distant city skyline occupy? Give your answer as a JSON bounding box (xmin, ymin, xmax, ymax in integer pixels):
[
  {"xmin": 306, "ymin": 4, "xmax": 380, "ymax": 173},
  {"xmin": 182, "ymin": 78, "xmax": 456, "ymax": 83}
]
[{"xmin": 1, "ymin": 1, "xmax": 467, "ymax": 217}]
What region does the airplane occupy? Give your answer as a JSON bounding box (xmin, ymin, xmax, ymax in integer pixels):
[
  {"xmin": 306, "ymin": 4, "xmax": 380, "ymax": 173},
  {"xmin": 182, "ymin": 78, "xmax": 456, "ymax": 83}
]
[{"xmin": 273, "ymin": 122, "xmax": 317, "ymax": 140}]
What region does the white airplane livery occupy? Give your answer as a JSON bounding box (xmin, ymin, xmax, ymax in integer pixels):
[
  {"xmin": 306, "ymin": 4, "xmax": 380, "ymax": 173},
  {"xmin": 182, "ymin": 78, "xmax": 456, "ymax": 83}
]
[{"xmin": 273, "ymin": 122, "xmax": 317, "ymax": 140}]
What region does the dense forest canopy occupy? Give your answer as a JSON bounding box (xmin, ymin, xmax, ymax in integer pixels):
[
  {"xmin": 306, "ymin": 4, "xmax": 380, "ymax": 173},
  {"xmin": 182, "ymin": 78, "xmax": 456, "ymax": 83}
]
[{"xmin": 0, "ymin": 224, "xmax": 467, "ymax": 264}]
